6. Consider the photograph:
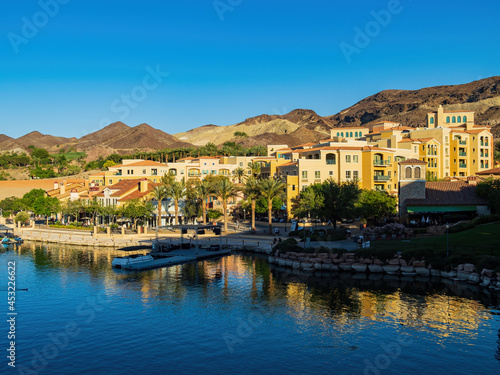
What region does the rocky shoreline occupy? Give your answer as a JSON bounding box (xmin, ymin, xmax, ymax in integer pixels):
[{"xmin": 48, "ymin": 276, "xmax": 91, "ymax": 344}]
[{"xmin": 268, "ymin": 250, "xmax": 500, "ymax": 293}]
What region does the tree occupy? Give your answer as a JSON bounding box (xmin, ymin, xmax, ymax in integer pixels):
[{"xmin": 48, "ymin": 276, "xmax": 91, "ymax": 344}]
[
  {"xmin": 291, "ymin": 185, "xmax": 324, "ymax": 219},
  {"xmin": 62, "ymin": 199, "xmax": 83, "ymax": 223},
  {"xmin": 233, "ymin": 167, "xmax": 246, "ymax": 184},
  {"xmin": 194, "ymin": 179, "xmax": 215, "ymax": 225},
  {"xmin": 82, "ymin": 198, "xmax": 102, "ymax": 226},
  {"xmin": 476, "ymin": 178, "xmax": 500, "ymax": 214},
  {"xmin": 184, "ymin": 185, "xmax": 203, "ymax": 224},
  {"xmin": 33, "ymin": 197, "xmax": 60, "ymax": 224},
  {"xmin": 357, "ymin": 190, "xmax": 397, "ymax": 224},
  {"xmin": 169, "ymin": 179, "xmax": 186, "ymax": 225},
  {"xmin": 150, "ymin": 185, "xmax": 168, "ymax": 227},
  {"xmin": 102, "ymin": 160, "xmax": 116, "ymax": 170},
  {"xmin": 259, "ymin": 178, "xmax": 285, "ymax": 234},
  {"xmin": 213, "ymin": 177, "xmax": 239, "ymax": 233},
  {"xmin": 319, "ymin": 179, "xmax": 361, "ymax": 228},
  {"xmin": 119, "ymin": 199, "xmax": 154, "ymax": 227},
  {"xmin": 247, "ymin": 161, "xmax": 261, "ymax": 178},
  {"xmin": 21, "ymin": 189, "xmax": 46, "ymax": 212},
  {"xmin": 242, "ymin": 177, "xmax": 261, "ymax": 232},
  {"xmin": 14, "ymin": 211, "xmax": 30, "ymax": 224}
]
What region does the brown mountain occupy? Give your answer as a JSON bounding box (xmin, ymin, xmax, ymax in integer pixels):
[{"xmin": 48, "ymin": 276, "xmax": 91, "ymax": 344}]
[{"xmin": 327, "ymin": 76, "xmax": 500, "ymax": 137}]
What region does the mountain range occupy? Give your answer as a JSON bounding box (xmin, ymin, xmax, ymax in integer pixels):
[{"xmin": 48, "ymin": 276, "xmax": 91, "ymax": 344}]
[{"xmin": 1, "ymin": 76, "xmax": 499, "ymax": 160}]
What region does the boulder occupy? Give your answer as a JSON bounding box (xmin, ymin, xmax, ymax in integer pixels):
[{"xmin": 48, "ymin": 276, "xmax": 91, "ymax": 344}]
[
  {"xmin": 415, "ymin": 267, "xmax": 430, "ymax": 276},
  {"xmin": 468, "ymin": 273, "xmax": 480, "ymax": 284},
  {"xmin": 430, "ymin": 269, "xmax": 441, "ymax": 277},
  {"xmin": 284, "ymin": 260, "xmax": 293, "ymax": 267},
  {"xmin": 401, "ymin": 266, "xmax": 415, "ymax": 274},
  {"xmin": 464, "ymin": 263, "xmax": 475, "ymax": 273},
  {"xmin": 268, "ymin": 256, "xmax": 276, "ymax": 264},
  {"xmin": 314, "ymin": 263, "xmax": 323, "ymax": 270},
  {"xmin": 373, "ymin": 259, "xmax": 385, "ymax": 266},
  {"xmin": 399, "ymin": 259, "xmax": 408, "ymax": 267},
  {"xmin": 339, "ymin": 263, "xmax": 353, "ymax": 271},
  {"xmin": 318, "ymin": 253, "xmax": 329, "ymax": 259},
  {"xmin": 323, "ymin": 259, "xmax": 333, "ymax": 264},
  {"xmin": 441, "ymin": 270, "xmax": 457, "ymax": 279},
  {"xmin": 300, "ymin": 262, "xmax": 313, "ymax": 269},
  {"xmin": 298, "ymin": 257, "xmax": 309, "ymax": 262},
  {"xmin": 413, "ymin": 261, "xmax": 426, "ymax": 268},
  {"xmin": 388, "ymin": 259, "xmax": 400, "ymax": 265},
  {"xmin": 292, "ymin": 261, "xmax": 301, "ymax": 269},
  {"xmin": 368, "ymin": 264, "xmax": 384, "ymax": 273},
  {"xmin": 456, "ymin": 271, "xmax": 471, "ymax": 281},
  {"xmin": 480, "ymin": 276, "xmax": 491, "ymax": 287},
  {"xmin": 481, "ymin": 269, "xmax": 496, "ymax": 278}
]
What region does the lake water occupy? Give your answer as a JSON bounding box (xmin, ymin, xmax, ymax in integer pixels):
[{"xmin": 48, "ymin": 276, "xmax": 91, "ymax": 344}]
[{"xmin": 2, "ymin": 243, "xmax": 500, "ymax": 375}]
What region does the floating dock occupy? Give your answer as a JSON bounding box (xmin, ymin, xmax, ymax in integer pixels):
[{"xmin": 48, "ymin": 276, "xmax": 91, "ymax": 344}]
[{"xmin": 122, "ymin": 247, "xmax": 231, "ymax": 270}]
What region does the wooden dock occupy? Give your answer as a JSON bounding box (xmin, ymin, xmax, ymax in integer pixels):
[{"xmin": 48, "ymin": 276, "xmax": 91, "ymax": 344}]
[{"xmin": 122, "ymin": 247, "xmax": 231, "ymax": 270}]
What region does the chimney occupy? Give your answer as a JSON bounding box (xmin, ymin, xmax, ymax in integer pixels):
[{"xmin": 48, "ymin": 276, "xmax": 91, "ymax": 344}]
[
  {"xmin": 59, "ymin": 182, "xmax": 65, "ymax": 195},
  {"xmin": 467, "ymin": 176, "xmax": 477, "ymax": 185},
  {"xmin": 139, "ymin": 178, "xmax": 149, "ymax": 192},
  {"xmin": 54, "ymin": 181, "xmax": 59, "ymax": 190}
]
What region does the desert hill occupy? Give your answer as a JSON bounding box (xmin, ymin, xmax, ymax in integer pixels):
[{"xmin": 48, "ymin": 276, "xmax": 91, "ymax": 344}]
[{"xmin": 1, "ymin": 77, "xmax": 499, "ymax": 156}]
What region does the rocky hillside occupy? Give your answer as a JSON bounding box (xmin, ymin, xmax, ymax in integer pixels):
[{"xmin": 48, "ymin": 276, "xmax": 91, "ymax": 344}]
[{"xmin": 1, "ymin": 77, "xmax": 499, "ymax": 154}]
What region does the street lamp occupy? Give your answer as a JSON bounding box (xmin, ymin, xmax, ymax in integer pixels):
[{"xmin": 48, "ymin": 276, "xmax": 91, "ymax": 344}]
[{"xmin": 446, "ymin": 223, "xmax": 449, "ymax": 258}]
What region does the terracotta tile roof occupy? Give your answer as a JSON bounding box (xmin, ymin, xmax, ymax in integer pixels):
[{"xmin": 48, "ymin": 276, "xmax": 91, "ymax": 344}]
[
  {"xmin": 96, "ymin": 179, "xmax": 158, "ymax": 199},
  {"xmin": 399, "ymin": 158, "xmax": 426, "ymax": 165},
  {"xmin": 111, "ymin": 160, "xmax": 166, "ymax": 168},
  {"xmin": 278, "ymin": 162, "xmax": 298, "ymax": 167},
  {"xmin": 381, "ymin": 126, "xmax": 413, "ymax": 131},
  {"xmin": 405, "ymin": 181, "xmax": 488, "ymax": 206},
  {"xmin": 476, "ymin": 167, "xmax": 500, "ymax": 175}
]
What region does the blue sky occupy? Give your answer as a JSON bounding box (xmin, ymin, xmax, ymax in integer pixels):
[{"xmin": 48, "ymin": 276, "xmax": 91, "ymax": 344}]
[{"xmin": 1, "ymin": 0, "xmax": 499, "ymax": 139}]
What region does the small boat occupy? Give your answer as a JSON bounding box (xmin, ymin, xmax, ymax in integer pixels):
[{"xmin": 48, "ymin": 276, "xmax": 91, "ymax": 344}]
[
  {"xmin": 1, "ymin": 237, "xmax": 9, "ymax": 244},
  {"xmin": 112, "ymin": 254, "xmax": 154, "ymax": 268}
]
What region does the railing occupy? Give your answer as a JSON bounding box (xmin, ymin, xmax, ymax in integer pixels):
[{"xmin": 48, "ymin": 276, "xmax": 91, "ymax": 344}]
[
  {"xmin": 188, "ymin": 173, "xmax": 201, "ymax": 177},
  {"xmin": 459, "ymin": 152, "xmax": 467, "ymax": 156},
  {"xmin": 458, "ymin": 140, "xmax": 466, "ymax": 145},
  {"xmin": 326, "ymin": 160, "xmax": 336, "ymax": 165},
  {"xmin": 459, "ymin": 163, "xmax": 467, "ymax": 168},
  {"xmin": 113, "ymin": 173, "xmax": 122, "ymax": 176},
  {"xmin": 373, "ymin": 175, "xmax": 390, "ymax": 181},
  {"xmin": 373, "ymin": 160, "xmax": 391, "ymax": 166}
]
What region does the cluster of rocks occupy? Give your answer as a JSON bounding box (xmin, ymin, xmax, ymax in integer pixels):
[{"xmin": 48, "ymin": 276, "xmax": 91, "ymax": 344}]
[{"xmin": 268, "ymin": 251, "xmax": 500, "ymax": 292}]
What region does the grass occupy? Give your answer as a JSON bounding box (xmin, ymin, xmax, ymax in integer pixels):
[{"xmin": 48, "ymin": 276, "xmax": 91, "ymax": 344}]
[
  {"xmin": 371, "ymin": 222, "xmax": 500, "ymax": 257},
  {"xmin": 51, "ymin": 151, "xmax": 86, "ymax": 161}
]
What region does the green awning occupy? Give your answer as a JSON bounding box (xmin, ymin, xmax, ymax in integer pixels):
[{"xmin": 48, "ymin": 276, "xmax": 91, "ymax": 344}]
[{"xmin": 407, "ymin": 205, "xmax": 477, "ymax": 214}]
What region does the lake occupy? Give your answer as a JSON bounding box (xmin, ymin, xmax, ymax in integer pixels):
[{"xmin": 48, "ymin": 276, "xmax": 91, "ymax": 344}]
[{"xmin": 2, "ymin": 243, "xmax": 500, "ymax": 374}]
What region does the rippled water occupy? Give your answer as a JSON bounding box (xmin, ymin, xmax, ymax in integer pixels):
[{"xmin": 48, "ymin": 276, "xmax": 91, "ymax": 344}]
[{"xmin": 1, "ymin": 243, "xmax": 500, "ymax": 375}]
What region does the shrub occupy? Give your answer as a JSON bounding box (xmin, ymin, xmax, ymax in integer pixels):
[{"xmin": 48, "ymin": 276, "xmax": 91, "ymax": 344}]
[
  {"xmin": 14, "ymin": 211, "xmax": 30, "ymax": 223},
  {"xmin": 472, "ymin": 214, "xmax": 500, "ymax": 226},
  {"xmin": 448, "ymin": 221, "xmax": 474, "ymax": 233},
  {"xmin": 413, "ymin": 228, "xmax": 428, "ymax": 235},
  {"xmin": 273, "ymin": 238, "xmax": 301, "ymax": 254},
  {"xmin": 288, "ymin": 230, "xmax": 300, "ymax": 236},
  {"xmin": 401, "ymin": 248, "xmax": 434, "ymax": 262},
  {"xmin": 356, "ymin": 247, "xmax": 398, "ymax": 261},
  {"xmin": 477, "ymin": 256, "xmax": 500, "ymax": 272}
]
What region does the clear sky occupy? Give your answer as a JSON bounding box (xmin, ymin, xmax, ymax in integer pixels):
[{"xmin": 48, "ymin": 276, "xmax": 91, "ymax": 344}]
[{"xmin": 1, "ymin": 0, "xmax": 499, "ymax": 139}]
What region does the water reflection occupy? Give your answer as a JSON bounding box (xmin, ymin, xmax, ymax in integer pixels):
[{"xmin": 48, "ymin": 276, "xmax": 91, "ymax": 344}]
[{"xmin": 8, "ymin": 243, "xmax": 500, "ymax": 364}]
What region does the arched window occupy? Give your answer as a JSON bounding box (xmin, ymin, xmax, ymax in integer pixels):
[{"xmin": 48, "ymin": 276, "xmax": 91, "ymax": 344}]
[
  {"xmin": 430, "ymin": 117, "xmax": 434, "ymax": 124},
  {"xmin": 463, "ymin": 115, "xmax": 467, "ymax": 123},
  {"xmin": 414, "ymin": 167, "xmax": 421, "ymax": 179},
  {"xmin": 341, "ymin": 132, "xmax": 344, "ymax": 137},
  {"xmin": 326, "ymin": 153, "xmax": 336, "ymax": 165},
  {"xmin": 457, "ymin": 116, "xmax": 461, "ymax": 123},
  {"xmin": 336, "ymin": 132, "xmax": 339, "ymax": 137},
  {"xmin": 405, "ymin": 167, "xmax": 412, "ymax": 179},
  {"xmin": 452, "ymin": 116, "xmax": 456, "ymax": 123},
  {"xmin": 350, "ymin": 132, "xmax": 353, "ymax": 137},
  {"xmin": 446, "ymin": 116, "xmax": 450, "ymax": 123}
]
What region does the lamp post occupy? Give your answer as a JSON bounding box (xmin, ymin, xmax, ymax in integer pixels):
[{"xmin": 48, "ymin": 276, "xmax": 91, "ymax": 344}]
[
  {"xmin": 446, "ymin": 223, "xmax": 449, "ymax": 258},
  {"xmin": 303, "ymin": 219, "xmax": 306, "ymax": 248}
]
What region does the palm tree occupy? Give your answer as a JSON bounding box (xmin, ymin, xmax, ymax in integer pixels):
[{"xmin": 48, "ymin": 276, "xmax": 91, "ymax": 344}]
[
  {"xmin": 242, "ymin": 177, "xmax": 261, "ymax": 232},
  {"xmin": 150, "ymin": 185, "xmax": 168, "ymax": 227},
  {"xmin": 247, "ymin": 161, "xmax": 262, "ymax": 179},
  {"xmin": 194, "ymin": 179, "xmax": 215, "ymax": 225},
  {"xmin": 233, "ymin": 167, "xmax": 245, "ymax": 184},
  {"xmin": 259, "ymin": 178, "xmax": 285, "ymax": 234},
  {"xmin": 170, "ymin": 179, "xmax": 186, "ymax": 225},
  {"xmin": 213, "ymin": 177, "xmax": 239, "ymax": 233}
]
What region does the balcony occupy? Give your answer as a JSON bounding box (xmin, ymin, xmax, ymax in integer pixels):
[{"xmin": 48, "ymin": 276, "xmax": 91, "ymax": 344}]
[
  {"xmin": 326, "ymin": 160, "xmax": 336, "ymax": 165},
  {"xmin": 113, "ymin": 172, "xmax": 122, "ymax": 176},
  {"xmin": 459, "ymin": 152, "xmax": 467, "ymax": 157},
  {"xmin": 459, "ymin": 163, "xmax": 467, "ymax": 168},
  {"xmin": 458, "ymin": 140, "xmax": 467, "ymax": 145},
  {"xmin": 373, "ymin": 175, "xmax": 390, "ymax": 181},
  {"xmin": 188, "ymin": 173, "xmax": 201, "ymax": 177},
  {"xmin": 373, "ymin": 160, "xmax": 391, "ymax": 166}
]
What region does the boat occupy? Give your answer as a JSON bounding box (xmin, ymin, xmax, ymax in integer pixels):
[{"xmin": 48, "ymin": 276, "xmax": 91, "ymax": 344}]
[
  {"xmin": 1, "ymin": 236, "xmax": 22, "ymax": 244},
  {"xmin": 1, "ymin": 237, "xmax": 9, "ymax": 244},
  {"xmin": 112, "ymin": 254, "xmax": 154, "ymax": 268}
]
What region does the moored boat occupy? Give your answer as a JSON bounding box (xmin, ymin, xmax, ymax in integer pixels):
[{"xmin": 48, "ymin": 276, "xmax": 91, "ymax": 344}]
[{"xmin": 112, "ymin": 254, "xmax": 154, "ymax": 268}]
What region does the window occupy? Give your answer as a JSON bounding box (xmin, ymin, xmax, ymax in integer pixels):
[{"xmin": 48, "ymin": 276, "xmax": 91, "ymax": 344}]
[
  {"xmin": 387, "ymin": 184, "xmax": 391, "ymax": 190},
  {"xmin": 445, "ymin": 136, "xmax": 449, "ymax": 143},
  {"xmin": 302, "ymin": 171, "xmax": 308, "ymax": 179},
  {"xmin": 353, "ymin": 171, "xmax": 359, "ymax": 180},
  {"xmin": 414, "ymin": 167, "xmax": 421, "ymax": 179},
  {"xmin": 292, "ymin": 185, "xmax": 295, "ymax": 191},
  {"xmin": 315, "ymin": 171, "xmax": 320, "ymax": 179},
  {"xmin": 346, "ymin": 171, "xmax": 351, "ymax": 179},
  {"xmin": 350, "ymin": 132, "xmax": 353, "ymax": 137},
  {"xmin": 452, "ymin": 116, "xmax": 456, "ymax": 123},
  {"xmin": 341, "ymin": 132, "xmax": 344, "ymax": 137},
  {"xmin": 353, "ymin": 155, "xmax": 358, "ymax": 163},
  {"xmin": 405, "ymin": 167, "xmax": 412, "ymax": 179},
  {"xmin": 239, "ymin": 162, "xmax": 243, "ymax": 166},
  {"xmin": 463, "ymin": 115, "xmax": 467, "ymax": 122},
  {"xmin": 143, "ymin": 169, "xmax": 146, "ymax": 174},
  {"xmin": 457, "ymin": 116, "xmax": 461, "ymax": 123},
  {"xmin": 336, "ymin": 132, "xmax": 339, "ymax": 136},
  {"xmin": 446, "ymin": 116, "xmax": 450, "ymax": 123},
  {"xmin": 108, "ymin": 179, "xmax": 112, "ymax": 185},
  {"xmin": 329, "ymin": 171, "xmax": 333, "ymax": 176},
  {"xmin": 445, "ymin": 148, "xmax": 448, "ymax": 155},
  {"xmin": 388, "ymin": 156, "xmax": 391, "ymax": 163},
  {"xmin": 414, "ymin": 146, "xmax": 417, "ymax": 153},
  {"xmin": 430, "ymin": 117, "xmax": 434, "ymax": 124},
  {"xmin": 388, "ymin": 171, "xmax": 391, "ymax": 177},
  {"xmin": 346, "ymin": 155, "xmax": 351, "ymax": 163}
]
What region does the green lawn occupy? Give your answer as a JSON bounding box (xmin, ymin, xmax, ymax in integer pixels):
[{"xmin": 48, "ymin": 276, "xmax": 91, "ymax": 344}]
[
  {"xmin": 371, "ymin": 222, "xmax": 500, "ymax": 257},
  {"xmin": 52, "ymin": 151, "xmax": 86, "ymax": 161}
]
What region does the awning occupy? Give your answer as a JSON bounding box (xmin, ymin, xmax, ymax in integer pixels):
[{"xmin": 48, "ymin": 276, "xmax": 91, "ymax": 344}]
[{"xmin": 407, "ymin": 205, "xmax": 477, "ymax": 214}]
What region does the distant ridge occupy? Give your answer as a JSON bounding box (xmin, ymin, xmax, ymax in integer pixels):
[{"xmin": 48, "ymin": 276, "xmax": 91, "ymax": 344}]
[{"xmin": 1, "ymin": 77, "xmax": 499, "ymax": 154}]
